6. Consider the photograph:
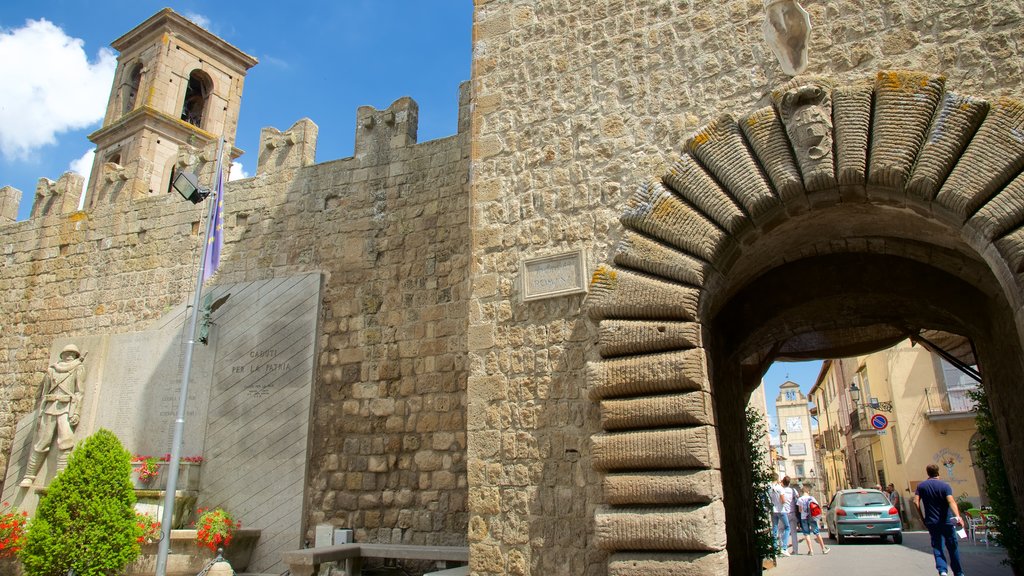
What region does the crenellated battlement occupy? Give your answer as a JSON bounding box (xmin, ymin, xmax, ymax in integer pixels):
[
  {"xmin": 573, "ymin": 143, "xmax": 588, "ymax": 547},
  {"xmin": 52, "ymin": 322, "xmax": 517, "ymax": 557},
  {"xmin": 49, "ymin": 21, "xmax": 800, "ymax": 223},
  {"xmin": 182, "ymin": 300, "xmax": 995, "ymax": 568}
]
[
  {"xmin": 30, "ymin": 173, "xmax": 85, "ymax": 219},
  {"xmin": 354, "ymin": 97, "xmax": 419, "ymax": 163},
  {"xmin": 0, "ymin": 81, "xmax": 471, "ymax": 232},
  {"xmin": 257, "ymin": 118, "xmax": 318, "ymax": 176},
  {"xmin": 0, "ymin": 186, "xmax": 20, "ymax": 223}
]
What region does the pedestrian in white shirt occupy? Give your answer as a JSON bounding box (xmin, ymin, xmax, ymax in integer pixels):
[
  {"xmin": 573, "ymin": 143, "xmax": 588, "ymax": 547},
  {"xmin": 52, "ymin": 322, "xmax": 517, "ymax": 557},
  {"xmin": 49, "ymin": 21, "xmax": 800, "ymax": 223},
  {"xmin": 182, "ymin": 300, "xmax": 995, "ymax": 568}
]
[
  {"xmin": 782, "ymin": 478, "xmax": 801, "ymax": 554},
  {"xmin": 770, "ymin": 476, "xmax": 792, "ymax": 556}
]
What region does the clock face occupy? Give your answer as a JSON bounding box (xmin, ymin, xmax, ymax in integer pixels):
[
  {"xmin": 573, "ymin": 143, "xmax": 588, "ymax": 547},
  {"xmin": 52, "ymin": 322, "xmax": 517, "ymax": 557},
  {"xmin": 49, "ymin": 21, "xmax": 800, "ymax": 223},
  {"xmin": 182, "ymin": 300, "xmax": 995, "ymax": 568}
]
[{"xmin": 786, "ymin": 416, "xmax": 803, "ymax": 433}]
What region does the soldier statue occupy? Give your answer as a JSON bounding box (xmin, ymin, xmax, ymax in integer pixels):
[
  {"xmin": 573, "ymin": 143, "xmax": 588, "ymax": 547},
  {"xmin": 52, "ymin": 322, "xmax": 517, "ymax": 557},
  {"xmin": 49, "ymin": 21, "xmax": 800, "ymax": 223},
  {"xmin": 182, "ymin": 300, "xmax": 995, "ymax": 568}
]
[{"xmin": 20, "ymin": 344, "xmax": 86, "ymax": 487}]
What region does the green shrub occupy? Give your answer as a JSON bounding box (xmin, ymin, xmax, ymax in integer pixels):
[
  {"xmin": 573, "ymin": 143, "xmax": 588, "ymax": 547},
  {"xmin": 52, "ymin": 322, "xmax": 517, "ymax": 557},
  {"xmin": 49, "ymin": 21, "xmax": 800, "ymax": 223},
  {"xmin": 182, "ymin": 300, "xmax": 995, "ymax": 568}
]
[
  {"xmin": 969, "ymin": 388, "xmax": 1023, "ymax": 574},
  {"xmin": 747, "ymin": 406, "xmax": 776, "ymax": 562},
  {"xmin": 19, "ymin": 429, "xmax": 141, "ymax": 576},
  {"xmin": 955, "ymin": 493, "xmax": 973, "ymax": 515}
]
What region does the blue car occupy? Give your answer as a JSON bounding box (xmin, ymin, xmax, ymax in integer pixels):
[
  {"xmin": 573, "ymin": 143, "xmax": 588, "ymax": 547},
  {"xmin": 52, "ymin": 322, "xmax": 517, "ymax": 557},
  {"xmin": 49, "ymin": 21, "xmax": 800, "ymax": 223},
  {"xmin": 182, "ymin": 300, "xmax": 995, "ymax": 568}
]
[{"xmin": 825, "ymin": 489, "xmax": 903, "ymax": 544}]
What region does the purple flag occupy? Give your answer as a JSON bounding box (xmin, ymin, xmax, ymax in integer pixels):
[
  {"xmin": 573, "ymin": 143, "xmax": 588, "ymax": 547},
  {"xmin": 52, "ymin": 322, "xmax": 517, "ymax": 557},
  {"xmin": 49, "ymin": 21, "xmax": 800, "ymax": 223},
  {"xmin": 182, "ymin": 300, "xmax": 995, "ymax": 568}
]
[{"xmin": 202, "ymin": 167, "xmax": 224, "ymax": 283}]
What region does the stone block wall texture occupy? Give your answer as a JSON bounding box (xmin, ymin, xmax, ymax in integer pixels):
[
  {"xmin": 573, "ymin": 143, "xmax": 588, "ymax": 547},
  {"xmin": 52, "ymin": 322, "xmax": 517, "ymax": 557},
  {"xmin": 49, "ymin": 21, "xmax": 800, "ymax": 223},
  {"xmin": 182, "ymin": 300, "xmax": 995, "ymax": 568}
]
[
  {"xmin": 4, "ymin": 1, "xmax": 1024, "ymax": 574},
  {"xmin": 468, "ymin": 1, "xmax": 1024, "ymax": 574},
  {"xmin": 0, "ymin": 85, "xmax": 471, "ymax": 556}
]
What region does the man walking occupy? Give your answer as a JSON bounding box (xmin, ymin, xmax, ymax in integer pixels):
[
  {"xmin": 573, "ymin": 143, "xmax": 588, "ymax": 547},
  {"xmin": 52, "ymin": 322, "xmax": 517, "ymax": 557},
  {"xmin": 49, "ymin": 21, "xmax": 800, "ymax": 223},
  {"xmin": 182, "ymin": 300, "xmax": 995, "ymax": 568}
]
[
  {"xmin": 887, "ymin": 483, "xmax": 904, "ymax": 527},
  {"xmin": 914, "ymin": 463, "xmax": 964, "ymax": 576},
  {"xmin": 771, "ymin": 476, "xmax": 792, "ymax": 556},
  {"xmin": 786, "ymin": 478, "xmax": 801, "ymax": 555}
]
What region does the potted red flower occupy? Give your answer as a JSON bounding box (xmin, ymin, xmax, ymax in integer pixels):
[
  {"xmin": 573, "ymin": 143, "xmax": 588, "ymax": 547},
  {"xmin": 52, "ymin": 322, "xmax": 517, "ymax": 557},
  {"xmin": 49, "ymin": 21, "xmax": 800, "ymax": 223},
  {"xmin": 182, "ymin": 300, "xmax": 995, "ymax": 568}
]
[
  {"xmin": 135, "ymin": 512, "xmax": 161, "ymax": 544},
  {"xmin": 131, "ymin": 454, "xmax": 204, "ymax": 490},
  {"xmin": 0, "ymin": 502, "xmax": 28, "ymax": 558},
  {"xmin": 194, "ymin": 507, "xmax": 239, "ymax": 552}
]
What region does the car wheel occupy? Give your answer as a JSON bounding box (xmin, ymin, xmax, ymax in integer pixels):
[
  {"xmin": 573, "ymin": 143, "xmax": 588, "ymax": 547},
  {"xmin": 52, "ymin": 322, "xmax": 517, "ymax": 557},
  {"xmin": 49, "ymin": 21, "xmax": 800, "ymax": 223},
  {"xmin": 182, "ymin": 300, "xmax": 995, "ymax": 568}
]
[
  {"xmin": 893, "ymin": 533, "xmax": 903, "ymax": 544},
  {"xmin": 879, "ymin": 535, "xmax": 888, "ymax": 543},
  {"xmin": 837, "ymin": 532, "xmax": 846, "ymax": 544}
]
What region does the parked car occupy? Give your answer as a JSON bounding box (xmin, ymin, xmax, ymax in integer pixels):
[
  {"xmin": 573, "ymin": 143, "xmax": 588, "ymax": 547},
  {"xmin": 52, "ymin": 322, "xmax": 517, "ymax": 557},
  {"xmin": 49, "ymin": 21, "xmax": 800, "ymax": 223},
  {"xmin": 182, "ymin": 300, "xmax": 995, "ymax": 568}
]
[{"xmin": 825, "ymin": 488, "xmax": 903, "ymax": 544}]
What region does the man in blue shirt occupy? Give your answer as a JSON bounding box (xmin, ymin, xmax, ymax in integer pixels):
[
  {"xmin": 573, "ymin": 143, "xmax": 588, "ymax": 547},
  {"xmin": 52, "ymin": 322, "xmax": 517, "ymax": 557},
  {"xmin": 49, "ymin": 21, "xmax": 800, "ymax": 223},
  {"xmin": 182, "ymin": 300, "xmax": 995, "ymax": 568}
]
[{"xmin": 913, "ymin": 463, "xmax": 964, "ymax": 576}]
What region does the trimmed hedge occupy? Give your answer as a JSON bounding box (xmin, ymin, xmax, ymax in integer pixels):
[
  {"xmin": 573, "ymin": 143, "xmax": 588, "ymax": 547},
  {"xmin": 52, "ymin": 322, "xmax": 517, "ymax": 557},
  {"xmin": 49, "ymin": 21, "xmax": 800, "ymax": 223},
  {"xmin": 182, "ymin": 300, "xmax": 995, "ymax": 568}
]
[{"xmin": 20, "ymin": 429, "xmax": 140, "ymax": 576}]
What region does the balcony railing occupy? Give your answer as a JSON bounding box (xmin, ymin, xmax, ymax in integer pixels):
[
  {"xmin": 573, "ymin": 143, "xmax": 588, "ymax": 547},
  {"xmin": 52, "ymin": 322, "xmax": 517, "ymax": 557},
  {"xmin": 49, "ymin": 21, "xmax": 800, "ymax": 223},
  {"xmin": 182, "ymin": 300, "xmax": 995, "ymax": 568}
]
[
  {"xmin": 848, "ymin": 409, "xmax": 874, "ymax": 437},
  {"xmin": 924, "ymin": 387, "xmax": 977, "ymax": 420}
]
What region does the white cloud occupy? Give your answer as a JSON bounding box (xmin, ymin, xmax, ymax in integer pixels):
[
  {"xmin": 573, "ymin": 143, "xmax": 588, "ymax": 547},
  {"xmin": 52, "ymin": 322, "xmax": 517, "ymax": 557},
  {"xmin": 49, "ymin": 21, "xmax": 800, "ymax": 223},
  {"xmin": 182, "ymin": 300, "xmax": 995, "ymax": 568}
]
[
  {"xmin": 260, "ymin": 54, "xmax": 290, "ymax": 69},
  {"xmin": 69, "ymin": 148, "xmax": 95, "ymax": 178},
  {"xmin": 182, "ymin": 12, "xmax": 212, "ymax": 31},
  {"xmin": 228, "ymin": 161, "xmax": 249, "ymax": 181},
  {"xmin": 68, "ymin": 148, "xmax": 95, "ymax": 210},
  {"xmin": 0, "ymin": 19, "xmax": 116, "ymax": 159}
]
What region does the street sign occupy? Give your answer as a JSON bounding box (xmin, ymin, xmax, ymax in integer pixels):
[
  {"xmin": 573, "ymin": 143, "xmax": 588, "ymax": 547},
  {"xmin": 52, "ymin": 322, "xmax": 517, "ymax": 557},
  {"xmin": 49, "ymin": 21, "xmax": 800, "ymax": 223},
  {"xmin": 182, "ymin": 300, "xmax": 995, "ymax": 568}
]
[
  {"xmin": 871, "ymin": 414, "xmax": 889, "ymax": 430},
  {"xmin": 876, "ymin": 430, "xmax": 887, "ymax": 436}
]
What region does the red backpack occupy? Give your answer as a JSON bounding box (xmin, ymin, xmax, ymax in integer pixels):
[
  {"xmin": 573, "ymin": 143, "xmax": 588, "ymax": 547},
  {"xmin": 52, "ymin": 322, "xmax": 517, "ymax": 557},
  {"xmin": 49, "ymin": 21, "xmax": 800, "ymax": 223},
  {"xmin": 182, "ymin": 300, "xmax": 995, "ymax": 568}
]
[{"xmin": 809, "ymin": 500, "xmax": 822, "ymax": 518}]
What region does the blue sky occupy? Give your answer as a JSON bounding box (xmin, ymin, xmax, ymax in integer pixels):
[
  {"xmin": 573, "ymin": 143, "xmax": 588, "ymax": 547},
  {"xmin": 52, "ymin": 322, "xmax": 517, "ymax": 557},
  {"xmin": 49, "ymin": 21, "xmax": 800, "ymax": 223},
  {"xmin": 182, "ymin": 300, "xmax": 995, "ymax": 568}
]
[{"xmin": 0, "ymin": 1, "xmax": 473, "ymax": 220}]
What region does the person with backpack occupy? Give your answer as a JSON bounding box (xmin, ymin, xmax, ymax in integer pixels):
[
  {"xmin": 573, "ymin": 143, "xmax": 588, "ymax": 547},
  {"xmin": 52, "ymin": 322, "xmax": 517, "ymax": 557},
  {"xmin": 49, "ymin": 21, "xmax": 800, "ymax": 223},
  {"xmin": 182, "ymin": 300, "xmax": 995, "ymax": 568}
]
[{"xmin": 797, "ymin": 484, "xmax": 831, "ymax": 555}]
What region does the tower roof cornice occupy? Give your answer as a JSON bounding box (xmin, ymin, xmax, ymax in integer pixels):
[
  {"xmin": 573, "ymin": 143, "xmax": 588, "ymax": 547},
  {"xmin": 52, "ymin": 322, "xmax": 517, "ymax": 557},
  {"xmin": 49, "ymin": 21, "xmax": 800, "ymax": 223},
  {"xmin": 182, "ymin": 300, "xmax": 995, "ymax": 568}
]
[{"xmin": 111, "ymin": 8, "xmax": 258, "ymax": 73}]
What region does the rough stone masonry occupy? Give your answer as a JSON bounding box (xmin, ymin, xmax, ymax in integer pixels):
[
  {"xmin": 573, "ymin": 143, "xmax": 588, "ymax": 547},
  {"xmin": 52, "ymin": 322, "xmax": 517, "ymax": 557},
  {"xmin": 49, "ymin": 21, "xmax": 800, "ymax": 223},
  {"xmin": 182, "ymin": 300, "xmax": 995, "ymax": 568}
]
[{"xmin": 3, "ymin": 2, "xmax": 1024, "ymax": 575}]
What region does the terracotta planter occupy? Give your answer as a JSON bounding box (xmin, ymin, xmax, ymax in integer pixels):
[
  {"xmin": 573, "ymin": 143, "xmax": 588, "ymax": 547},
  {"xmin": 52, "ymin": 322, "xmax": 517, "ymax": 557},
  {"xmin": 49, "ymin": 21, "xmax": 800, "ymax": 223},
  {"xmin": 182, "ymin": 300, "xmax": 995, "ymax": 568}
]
[{"xmin": 126, "ymin": 529, "xmax": 260, "ymax": 576}]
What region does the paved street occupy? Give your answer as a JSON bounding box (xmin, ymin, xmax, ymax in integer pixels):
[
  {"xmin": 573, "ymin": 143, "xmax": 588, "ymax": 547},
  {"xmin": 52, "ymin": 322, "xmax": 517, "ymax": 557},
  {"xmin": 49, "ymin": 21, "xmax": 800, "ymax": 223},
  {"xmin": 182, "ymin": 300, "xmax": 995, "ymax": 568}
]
[{"xmin": 770, "ymin": 531, "xmax": 1012, "ymax": 576}]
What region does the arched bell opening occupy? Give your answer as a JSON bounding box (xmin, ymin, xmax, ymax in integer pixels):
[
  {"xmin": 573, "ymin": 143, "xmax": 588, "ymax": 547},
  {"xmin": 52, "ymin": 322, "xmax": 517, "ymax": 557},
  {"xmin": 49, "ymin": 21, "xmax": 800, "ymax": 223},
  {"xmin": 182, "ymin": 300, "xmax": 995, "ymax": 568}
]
[{"xmin": 181, "ymin": 69, "xmax": 214, "ymax": 128}]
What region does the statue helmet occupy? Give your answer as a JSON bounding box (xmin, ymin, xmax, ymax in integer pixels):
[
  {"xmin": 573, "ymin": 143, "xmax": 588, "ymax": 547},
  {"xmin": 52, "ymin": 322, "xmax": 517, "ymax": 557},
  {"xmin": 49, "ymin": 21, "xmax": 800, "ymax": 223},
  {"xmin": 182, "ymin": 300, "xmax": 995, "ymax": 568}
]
[{"xmin": 60, "ymin": 344, "xmax": 81, "ymax": 358}]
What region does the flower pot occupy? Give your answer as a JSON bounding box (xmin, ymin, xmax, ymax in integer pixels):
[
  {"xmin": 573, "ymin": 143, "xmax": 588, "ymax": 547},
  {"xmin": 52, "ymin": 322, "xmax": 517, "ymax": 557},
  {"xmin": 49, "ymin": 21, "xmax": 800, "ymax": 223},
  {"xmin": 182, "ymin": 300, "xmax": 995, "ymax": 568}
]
[
  {"xmin": 125, "ymin": 529, "xmax": 260, "ymax": 576},
  {"xmin": 132, "ymin": 462, "xmax": 202, "ymax": 491}
]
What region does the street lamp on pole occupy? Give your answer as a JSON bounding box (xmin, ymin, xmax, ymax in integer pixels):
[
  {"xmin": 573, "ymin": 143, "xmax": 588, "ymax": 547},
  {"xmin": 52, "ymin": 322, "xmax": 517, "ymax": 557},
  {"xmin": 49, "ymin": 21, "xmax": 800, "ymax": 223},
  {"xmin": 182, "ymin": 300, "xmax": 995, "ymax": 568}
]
[
  {"xmin": 154, "ymin": 139, "xmax": 224, "ymax": 576},
  {"xmin": 779, "ymin": 429, "xmax": 788, "ymax": 476}
]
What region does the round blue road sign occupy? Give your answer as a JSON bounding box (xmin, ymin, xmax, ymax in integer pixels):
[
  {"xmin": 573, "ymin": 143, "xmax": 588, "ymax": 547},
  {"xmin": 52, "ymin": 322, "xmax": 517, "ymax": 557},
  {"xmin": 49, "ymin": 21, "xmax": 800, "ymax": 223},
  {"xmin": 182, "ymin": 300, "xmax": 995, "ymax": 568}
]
[{"xmin": 871, "ymin": 414, "xmax": 888, "ymax": 430}]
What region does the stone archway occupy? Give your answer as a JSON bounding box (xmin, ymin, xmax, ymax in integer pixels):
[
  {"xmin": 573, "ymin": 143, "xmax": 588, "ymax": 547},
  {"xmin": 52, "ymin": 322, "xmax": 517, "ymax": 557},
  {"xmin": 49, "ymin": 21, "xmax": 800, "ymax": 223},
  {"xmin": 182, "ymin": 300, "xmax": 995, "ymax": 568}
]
[{"xmin": 585, "ymin": 70, "xmax": 1024, "ymax": 575}]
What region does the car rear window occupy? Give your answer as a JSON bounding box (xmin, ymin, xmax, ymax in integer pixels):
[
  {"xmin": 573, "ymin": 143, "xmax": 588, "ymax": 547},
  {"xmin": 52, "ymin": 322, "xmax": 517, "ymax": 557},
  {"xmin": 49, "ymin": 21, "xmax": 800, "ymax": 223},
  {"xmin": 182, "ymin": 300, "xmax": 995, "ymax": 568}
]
[{"xmin": 840, "ymin": 492, "xmax": 890, "ymax": 507}]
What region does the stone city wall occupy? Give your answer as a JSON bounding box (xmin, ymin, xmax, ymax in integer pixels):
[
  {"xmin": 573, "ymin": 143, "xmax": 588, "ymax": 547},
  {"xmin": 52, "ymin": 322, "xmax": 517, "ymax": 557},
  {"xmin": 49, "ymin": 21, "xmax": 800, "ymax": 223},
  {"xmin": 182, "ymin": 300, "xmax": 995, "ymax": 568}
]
[
  {"xmin": 467, "ymin": 1, "xmax": 1024, "ymax": 574},
  {"xmin": 0, "ymin": 84, "xmax": 472, "ymax": 550}
]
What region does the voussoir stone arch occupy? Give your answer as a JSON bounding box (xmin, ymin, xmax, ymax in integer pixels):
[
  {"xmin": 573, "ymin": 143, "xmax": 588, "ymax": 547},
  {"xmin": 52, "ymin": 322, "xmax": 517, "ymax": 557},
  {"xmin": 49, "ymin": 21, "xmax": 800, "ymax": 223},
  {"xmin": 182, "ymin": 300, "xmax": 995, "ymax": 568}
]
[{"xmin": 584, "ymin": 70, "xmax": 1024, "ymax": 575}]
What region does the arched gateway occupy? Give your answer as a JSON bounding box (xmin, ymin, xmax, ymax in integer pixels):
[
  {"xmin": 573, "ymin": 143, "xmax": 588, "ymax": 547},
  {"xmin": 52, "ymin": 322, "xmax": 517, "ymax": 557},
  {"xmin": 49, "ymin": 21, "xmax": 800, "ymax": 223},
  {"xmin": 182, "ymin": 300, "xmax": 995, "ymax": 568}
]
[{"xmin": 585, "ymin": 70, "xmax": 1024, "ymax": 574}]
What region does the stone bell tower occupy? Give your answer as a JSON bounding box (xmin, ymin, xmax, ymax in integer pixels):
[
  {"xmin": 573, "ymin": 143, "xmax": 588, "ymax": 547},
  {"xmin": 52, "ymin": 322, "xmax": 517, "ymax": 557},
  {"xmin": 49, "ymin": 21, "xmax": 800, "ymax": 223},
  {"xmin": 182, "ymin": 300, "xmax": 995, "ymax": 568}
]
[{"xmin": 85, "ymin": 9, "xmax": 257, "ymax": 209}]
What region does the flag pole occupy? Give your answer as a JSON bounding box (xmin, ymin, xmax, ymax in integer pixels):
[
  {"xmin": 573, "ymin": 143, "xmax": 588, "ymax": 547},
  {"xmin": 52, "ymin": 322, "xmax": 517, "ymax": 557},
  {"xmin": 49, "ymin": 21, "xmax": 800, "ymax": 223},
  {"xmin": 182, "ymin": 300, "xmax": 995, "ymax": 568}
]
[{"xmin": 155, "ymin": 137, "xmax": 225, "ymax": 576}]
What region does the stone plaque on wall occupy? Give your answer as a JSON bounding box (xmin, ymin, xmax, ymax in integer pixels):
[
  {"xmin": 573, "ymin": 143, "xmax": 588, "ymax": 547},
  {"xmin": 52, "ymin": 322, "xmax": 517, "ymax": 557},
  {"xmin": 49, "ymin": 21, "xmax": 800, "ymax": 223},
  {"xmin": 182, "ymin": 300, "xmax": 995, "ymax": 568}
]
[
  {"xmin": 197, "ymin": 272, "xmax": 321, "ymax": 573},
  {"xmin": 91, "ymin": 329, "xmax": 215, "ymax": 456},
  {"xmin": 1, "ymin": 272, "xmax": 321, "ymax": 574},
  {"xmin": 521, "ymin": 249, "xmax": 587, "ymax": 302}
]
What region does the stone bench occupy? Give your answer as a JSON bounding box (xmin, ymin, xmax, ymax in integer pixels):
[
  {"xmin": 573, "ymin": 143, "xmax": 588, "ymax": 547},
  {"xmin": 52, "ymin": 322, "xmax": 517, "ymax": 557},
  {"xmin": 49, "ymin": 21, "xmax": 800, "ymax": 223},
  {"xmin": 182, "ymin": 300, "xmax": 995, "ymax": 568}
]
[{"xmin": 281, "ymin": 543, "xmax": 469, "ymax": 576}]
